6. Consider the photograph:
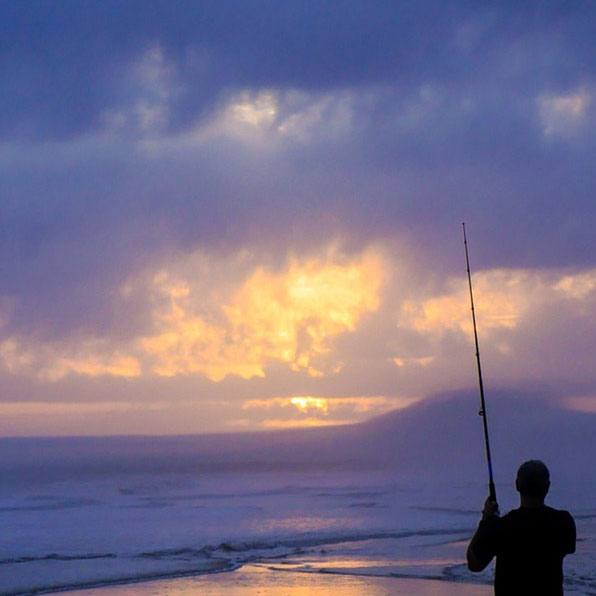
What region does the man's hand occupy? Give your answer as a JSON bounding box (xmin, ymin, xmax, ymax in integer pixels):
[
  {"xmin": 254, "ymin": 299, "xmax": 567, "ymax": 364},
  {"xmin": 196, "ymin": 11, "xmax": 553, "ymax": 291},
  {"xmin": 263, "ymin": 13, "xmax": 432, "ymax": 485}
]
[
  {"xmin": 467, "ymin": 496, "xmax": 500, "ymax": 572},
  {"xmin": 482, "ymin": 496, "xmax": 499, "ymax": 519}
]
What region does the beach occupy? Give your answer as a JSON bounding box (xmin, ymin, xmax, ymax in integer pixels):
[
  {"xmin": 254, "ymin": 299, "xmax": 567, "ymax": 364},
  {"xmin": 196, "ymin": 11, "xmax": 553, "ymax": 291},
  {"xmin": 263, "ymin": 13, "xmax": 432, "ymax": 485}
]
[
  {"xmin": 3, "ymin": 435, "xmax": 594, "ymax": 596},
  {"xmin": 64, "ymin": 564, "xmax": 493, "ymax": 596}
]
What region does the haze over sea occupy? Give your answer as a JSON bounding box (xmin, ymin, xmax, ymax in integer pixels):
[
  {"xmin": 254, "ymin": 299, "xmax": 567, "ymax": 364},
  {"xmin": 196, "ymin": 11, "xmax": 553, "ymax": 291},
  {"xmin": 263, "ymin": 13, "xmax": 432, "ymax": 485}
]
[{"xmin": 2, "ymin": 394, "xmax": 595, "ymax": 595}]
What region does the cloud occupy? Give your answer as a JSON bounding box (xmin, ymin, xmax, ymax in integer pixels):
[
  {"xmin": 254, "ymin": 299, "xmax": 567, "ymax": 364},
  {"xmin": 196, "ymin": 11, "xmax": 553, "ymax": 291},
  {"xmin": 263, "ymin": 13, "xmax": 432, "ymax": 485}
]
[
  {"xmin": 399, "ymin": 269, "xmax": 534, "ymax": 336},
  {"xmin": 139, "ymin": 245, "xmax": 383, "ymax": 380},
  {"xmin": 564, "ymin": 395, "xmax": 596, "ymax": 413},
  {"xmin": 1, "ymin": 2, "xmax": 596, "ymax": 435},
  {"xmin": 393, "ymin": 266, "xmax": 596, "ymax": 393},
  {"xmin": 2, "ymin": 2, "xmax": 594, "ymax": 141},
  {"xmin": 2, "ymin": 2, "xmax": 596, "ymax": 340},
  {"xmin": 538, "ymin": 88, "xmax": 593, "ymax": 137},
  {"xmin": 2, "ymin": 241, "xmax": 595, "ymax": 408},
  {"xmin": 241, "ymin": 395, "xmax": 413, "ymax": 428},
  {"xmin": 0, "ymin": 244, "xmax": 383, "ymax": 383},
  {"xmin": 0, "ymin": 338, "xmax": 141, "ymax": 381}
]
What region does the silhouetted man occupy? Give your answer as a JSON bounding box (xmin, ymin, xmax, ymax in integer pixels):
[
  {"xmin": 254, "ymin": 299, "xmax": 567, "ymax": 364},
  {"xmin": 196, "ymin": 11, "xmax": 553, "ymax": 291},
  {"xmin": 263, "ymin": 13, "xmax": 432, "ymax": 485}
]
[{"xmin": 467, "ymin": 460, "xmax": 575, "ymax": 595}]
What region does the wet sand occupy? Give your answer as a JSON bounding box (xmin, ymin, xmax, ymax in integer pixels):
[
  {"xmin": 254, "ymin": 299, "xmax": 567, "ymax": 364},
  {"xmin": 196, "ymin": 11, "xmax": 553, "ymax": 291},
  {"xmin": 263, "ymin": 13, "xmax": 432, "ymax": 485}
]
[{"xmin": 63, "ymin": 564, "xmax": 493, "ymax": 595}]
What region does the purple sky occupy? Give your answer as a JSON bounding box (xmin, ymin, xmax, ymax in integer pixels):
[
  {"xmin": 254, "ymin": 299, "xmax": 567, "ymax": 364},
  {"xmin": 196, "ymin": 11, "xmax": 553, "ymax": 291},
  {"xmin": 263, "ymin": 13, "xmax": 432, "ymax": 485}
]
[{"xmin": 1, "ymin": 1, "xmax": 595, "ymax": 436}]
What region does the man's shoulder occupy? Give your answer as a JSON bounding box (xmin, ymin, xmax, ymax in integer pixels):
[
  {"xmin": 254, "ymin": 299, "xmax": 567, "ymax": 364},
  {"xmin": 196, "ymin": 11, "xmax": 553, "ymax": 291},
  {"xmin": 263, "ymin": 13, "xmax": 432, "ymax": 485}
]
[
  {"xmin": 504, "ymin": 505, "xmax": 570, "ymax": 513},
  {"xmin": 542, "ymin": 505, "xmax": 575, "ymax": 522},
  {"xmin": 503, "ymin": 505, "xmax": 574, "ymax": 524}
]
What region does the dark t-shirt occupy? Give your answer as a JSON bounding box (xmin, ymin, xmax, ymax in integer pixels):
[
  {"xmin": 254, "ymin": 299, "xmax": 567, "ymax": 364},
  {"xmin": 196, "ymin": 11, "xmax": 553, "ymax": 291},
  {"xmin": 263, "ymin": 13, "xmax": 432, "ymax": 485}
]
[{"xmin": 469, "ymin": 505, "xmax": 576, "ymax": 595}]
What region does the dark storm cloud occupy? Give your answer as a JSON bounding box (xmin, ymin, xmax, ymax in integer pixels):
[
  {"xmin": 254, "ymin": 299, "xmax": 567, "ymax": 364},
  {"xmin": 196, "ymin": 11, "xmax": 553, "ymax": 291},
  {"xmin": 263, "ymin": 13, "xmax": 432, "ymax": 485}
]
[
  {"xmin": 1, "ymin": 0, "xmax": 596, "ymax": 341},
  {"xmin": 2, "ymin": 1, "xmax": 594, "ymax": 139}
]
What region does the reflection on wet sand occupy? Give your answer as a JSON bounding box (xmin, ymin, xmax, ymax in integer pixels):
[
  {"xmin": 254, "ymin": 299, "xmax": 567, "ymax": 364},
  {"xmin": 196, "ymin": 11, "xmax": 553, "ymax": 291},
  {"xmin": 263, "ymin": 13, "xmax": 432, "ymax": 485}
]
[{"xmin": 65, "ymin": 564, "xmax": 492, "ymax": 596}]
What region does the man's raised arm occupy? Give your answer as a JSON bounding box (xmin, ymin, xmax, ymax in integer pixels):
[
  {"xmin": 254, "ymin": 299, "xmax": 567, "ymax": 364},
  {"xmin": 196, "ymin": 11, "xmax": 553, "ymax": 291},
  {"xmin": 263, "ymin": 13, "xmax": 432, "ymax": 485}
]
[{"xmin": 467, "ymin": 497, "xmax": 499, "ymax": 572}]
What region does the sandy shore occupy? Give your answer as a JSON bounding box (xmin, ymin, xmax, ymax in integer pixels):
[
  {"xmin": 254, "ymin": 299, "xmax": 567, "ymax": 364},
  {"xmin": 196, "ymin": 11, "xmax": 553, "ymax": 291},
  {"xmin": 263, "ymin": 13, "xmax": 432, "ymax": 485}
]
[{"xmin": 62, "ymin": 564, "xmax": 493, "ymax": 595}]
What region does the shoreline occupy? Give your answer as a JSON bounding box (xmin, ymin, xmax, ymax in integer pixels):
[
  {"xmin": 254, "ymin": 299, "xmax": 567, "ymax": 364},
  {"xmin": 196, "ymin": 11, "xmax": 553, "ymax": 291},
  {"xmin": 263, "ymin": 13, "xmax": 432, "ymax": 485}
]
[{"xmin": 55, "ymin": 564, "xmax": 493, "ymax": 596}]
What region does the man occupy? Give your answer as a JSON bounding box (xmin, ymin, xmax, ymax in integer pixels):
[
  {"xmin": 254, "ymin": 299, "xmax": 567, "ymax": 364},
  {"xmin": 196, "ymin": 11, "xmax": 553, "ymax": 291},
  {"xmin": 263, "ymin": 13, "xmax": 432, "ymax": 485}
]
[{"xmin": 467, "ymin": 460, "xmax": 576, "ymax": 595}]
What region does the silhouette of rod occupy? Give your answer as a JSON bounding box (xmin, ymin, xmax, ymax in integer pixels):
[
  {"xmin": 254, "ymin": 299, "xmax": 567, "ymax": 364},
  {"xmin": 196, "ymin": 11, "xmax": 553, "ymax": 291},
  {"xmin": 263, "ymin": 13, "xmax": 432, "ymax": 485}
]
[{"xmin": 462, "ymin": 223, "xmax": 497, "ymax": 503}]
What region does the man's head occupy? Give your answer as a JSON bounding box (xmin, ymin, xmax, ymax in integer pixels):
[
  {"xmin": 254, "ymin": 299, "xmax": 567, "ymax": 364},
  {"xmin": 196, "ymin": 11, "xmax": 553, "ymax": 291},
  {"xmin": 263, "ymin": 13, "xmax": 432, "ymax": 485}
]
[{"xmin": 515, "ymin": 460, "xmax": 550, "ymax": 500}]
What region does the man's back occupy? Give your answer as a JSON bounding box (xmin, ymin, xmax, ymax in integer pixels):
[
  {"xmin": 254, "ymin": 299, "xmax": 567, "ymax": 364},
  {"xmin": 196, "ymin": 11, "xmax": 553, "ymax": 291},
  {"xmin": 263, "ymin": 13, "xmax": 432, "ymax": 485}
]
[
  {"xmin": 468, "ymin": 460, "xmax": 576, "ymax": 594},
  {"xmin": 493, "ymin": 505, "xmax": 576, "ymax": 595}
]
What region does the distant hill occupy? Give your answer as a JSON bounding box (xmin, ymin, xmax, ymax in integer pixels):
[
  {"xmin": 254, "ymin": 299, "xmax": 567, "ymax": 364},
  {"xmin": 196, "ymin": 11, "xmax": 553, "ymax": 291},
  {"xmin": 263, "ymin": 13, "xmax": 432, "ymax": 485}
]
[
  {"xmin": 2, "ymin": 390, "xmax": 594, "ymax": 488},
  {"xmin": 352, "ymin": 390, "xmax": 596, "ymax": 486}
]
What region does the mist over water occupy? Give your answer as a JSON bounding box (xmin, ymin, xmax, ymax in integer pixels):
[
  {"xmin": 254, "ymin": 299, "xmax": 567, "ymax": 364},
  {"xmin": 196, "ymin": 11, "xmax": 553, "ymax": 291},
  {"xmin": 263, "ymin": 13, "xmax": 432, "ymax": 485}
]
[{"xmin": 2, "ymin": 394, "xmax": 594, "ymax": 595}]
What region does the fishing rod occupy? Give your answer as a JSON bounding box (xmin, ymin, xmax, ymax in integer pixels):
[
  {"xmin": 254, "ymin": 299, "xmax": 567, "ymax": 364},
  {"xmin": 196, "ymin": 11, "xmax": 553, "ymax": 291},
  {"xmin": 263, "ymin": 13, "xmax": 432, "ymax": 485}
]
[{"xmin": 462, "ymin": 222, "xmax": 497, "ymax": 503}]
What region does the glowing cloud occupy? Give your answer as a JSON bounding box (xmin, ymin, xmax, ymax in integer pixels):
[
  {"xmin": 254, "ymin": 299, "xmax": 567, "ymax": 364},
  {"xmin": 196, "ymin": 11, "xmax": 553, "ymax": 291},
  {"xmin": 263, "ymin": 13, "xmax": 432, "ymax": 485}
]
[
  {"xmin": 0, "ymin": 246, "xmax": 383, "ymax": 383},
  {"xmin": 2, "ymin": 250, "xmax": 595, "ymax": 415},
  {"xmin": 0, "ymin": 338, "xmax": 141, "ymax": 380},
  {"xmin": 555, "ymin": 271, "xmax": 596, "ymax": 301},
  {"xmin": 395, "ymin": 267, "xmax": 596, "ymax": 378},
  {"xmin": 46, "ymin": 352, "xmax": 141, "ymax": 381},
  {"xmin": 168, "ymin": 88, "xmax": 357, "ymax": 150},
  {"xmin": 240, "ymin": 395, "xmax": 416, "ymax": 428},
  {"xmin": 399, "ymin": 269, "xmax": 539, "ymax": 337},
  {"xmin": 538, "ymin": 88, "xmax": 592, "ymax": 137},
  {"xmin": 192, "ymin": 90, "xmax": 280, "ymax": 143},
  {"xmin": 230, "ymin": 92, "xmax": 278, "ymax": 127},
  {"xmin": 140, "ymin": 247, "xmax": 383, "ymax": 380},
  {"xmin": 290, "ymin": 396, "xmax": 329, "ymax": 414}
]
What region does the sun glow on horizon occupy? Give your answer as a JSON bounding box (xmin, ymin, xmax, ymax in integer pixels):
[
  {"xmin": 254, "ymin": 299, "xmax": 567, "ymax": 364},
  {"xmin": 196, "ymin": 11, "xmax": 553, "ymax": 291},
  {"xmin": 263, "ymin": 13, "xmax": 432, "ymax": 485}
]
[
  {"xmin": 239, "ymin": 395, "xmax": 418, "ymax": 429},
  {"xmin": 290, "ymin": 396, "xmax": 329, "ymax": 414}
]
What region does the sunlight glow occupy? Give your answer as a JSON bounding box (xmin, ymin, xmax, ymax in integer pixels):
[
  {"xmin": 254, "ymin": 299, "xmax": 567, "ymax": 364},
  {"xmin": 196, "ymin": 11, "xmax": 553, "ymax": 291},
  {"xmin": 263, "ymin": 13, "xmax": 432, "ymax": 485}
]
[
  {"xmin": 1, "ymin": 401, "xmax": 165, "ymax": 416},
  {"xmin": 555, "ymin": 271, "xmax": 596, "ymax": 300},
  {"xmin": 290, "ymin": 396, "xmax": 329, "ymax": 414},
  {"xmin": 399, "ymin": 269, "xmax": 533, "ymax": 337},
  {"xmin": 141, "ymin": 248, "xmax": 383, "ymax": 380},
  {"xmin": 46, "ymin": 353, "xmax": 141, "ymax": 381},
  {"xmin": 0, "ymin": 338, "xmax": 141, "ymax": 380},
  {"xmin": 230, "ymin": 92, "xmax": 278, "ymax": 126},
  {"xmin": 393, "ymin": 356, "xmax": 434, "ymax": 367},
  {"xmin": 171, "ymin": 88, "xmax": 356, "ymax": 149},
  {"xmin": 0, "ymin": 339, "xmax": 34, "ymax": 372},
  {"xmin": 538, "ymin": 88, "xmax": 592, "ymax": 137},
  {"xmin": 2, "ymin": 258, "xmax": 595, "ymax": 395},
  {"xmin": 240, "ymin": 395, "xmax": 416, "ymax": 428},
  {"xmin": 261, "ymin": 418, "xmax": 349, "ymax": 428}
]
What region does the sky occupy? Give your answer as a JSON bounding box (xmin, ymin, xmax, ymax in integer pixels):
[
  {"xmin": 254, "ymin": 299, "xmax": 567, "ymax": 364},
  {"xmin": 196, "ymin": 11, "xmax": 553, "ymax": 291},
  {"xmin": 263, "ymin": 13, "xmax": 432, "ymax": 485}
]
[{"xmin": 1, "ymin": 0, "xmax": 595, "ymax": 436}]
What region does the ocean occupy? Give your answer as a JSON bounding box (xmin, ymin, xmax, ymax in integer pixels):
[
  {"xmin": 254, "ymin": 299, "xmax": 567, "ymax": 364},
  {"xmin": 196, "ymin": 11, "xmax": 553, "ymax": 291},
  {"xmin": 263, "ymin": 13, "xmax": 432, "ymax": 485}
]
[{"xmin": 1, "ymin": 433, "xmax": 594, "ymax": 595}]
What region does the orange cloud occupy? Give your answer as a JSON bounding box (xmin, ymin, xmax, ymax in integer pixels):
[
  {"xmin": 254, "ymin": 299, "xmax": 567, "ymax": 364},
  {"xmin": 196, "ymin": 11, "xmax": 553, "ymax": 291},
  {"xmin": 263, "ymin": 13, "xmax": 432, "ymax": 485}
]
[
  {"xmin": 140, "ymin": 248, "xmax": 383, "ymax": 380},
  {"xmin": 0, "ymin": 246, "xmax": 383, "ymax": 382},
  {"xmin": 46, "ymin": 352, "xmax": 141, "ymax": 381},
  {"xmin": 290, "ymin": 396, "xmax": 329, "ymax": 414},
  {"xmin": 2, "ymin": 253, "xmax": 595, "ymax": 396},
  {"xmin": 241, "ymin": 395, "xmax": 417, "ymax": 428},
  {"xmin": 400, "ymin": 269, "xmax": 532, "ymax": 337},
  {"xmin": 0, "ymin": 338, "xmax": 141, "ymax": 380}
]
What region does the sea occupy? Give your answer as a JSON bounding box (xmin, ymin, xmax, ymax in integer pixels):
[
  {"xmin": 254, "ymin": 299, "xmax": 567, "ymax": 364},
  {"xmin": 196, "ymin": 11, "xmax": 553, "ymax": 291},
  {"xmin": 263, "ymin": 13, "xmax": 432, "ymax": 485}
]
[{"xmin": 1, "ymin": 435, "xmax": 595, "ymax": 595}]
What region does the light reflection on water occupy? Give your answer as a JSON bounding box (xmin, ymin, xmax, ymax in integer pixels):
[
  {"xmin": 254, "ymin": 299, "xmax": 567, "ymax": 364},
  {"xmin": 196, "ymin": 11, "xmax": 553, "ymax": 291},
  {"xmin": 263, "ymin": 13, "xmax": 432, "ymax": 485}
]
[
  {"xmin": 247, "ymin": 515, "xmax": 349, "ymax": 532},
  {"xmin": 65, "ymin": 564, "xmax": 493, "ymax": 596}
]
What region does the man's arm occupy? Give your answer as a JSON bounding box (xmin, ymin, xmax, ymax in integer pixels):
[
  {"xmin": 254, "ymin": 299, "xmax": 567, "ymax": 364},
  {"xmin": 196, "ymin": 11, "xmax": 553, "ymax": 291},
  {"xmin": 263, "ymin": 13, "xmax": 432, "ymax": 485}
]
[
  {"xmin": 467, "ymin": 498, "xmax": 500, "ymax": 572},
  {"xmin": 562, "ymin": 511, "xmax": 576, "ymax": 555}
]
